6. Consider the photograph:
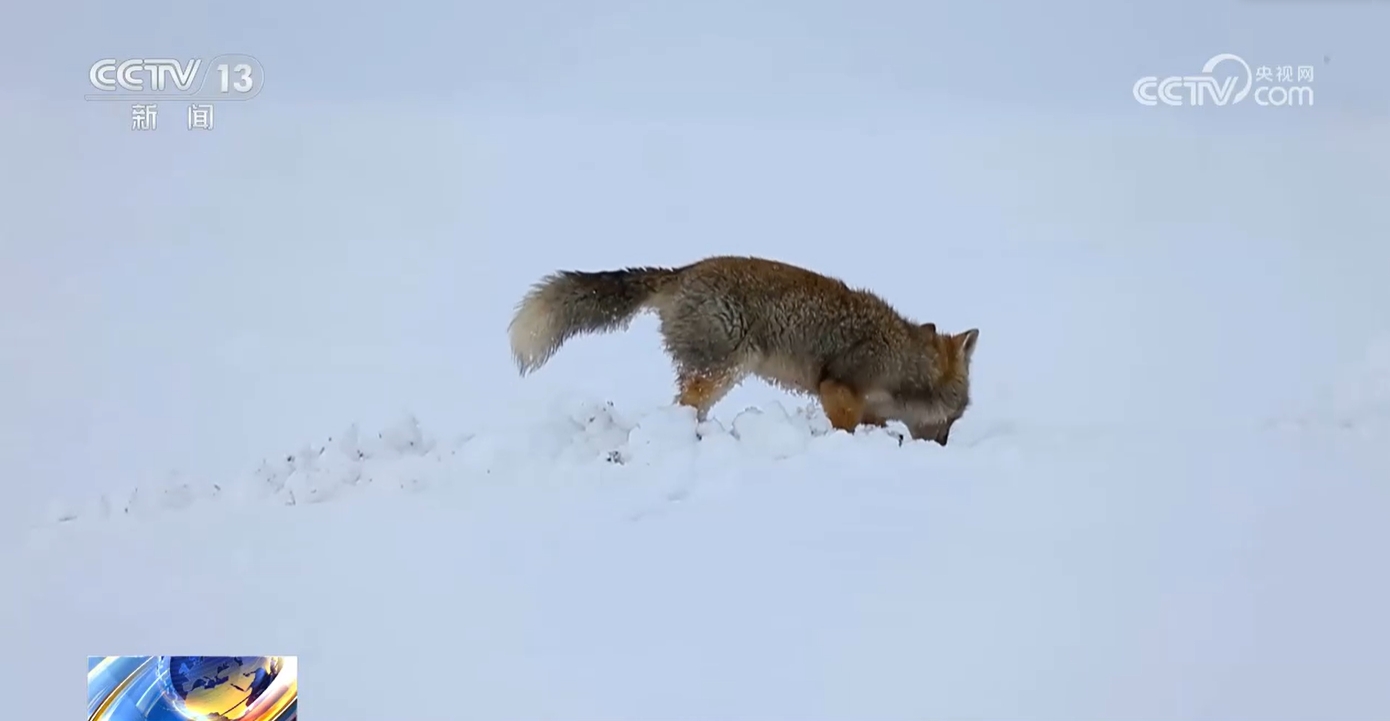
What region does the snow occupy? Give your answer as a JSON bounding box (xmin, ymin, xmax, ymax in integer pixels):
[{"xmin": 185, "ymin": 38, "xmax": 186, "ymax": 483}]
[
  {"xmin": 11, "ymin": 398, "xmax": 1390, "ymax": 719},
  {"xmin": 5, "ymin": 2, "xmax": 1390, "ymax": 718}
]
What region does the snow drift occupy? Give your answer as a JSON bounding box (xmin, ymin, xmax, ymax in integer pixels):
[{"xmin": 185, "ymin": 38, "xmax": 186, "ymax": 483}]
[{"xmin": 12, "ymin": 393, "xmax": 1389, "ymax": 720}]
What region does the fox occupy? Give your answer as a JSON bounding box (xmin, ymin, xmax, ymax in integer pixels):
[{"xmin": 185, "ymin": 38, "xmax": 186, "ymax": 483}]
[{"xmin": 507, "ymin": 255, "xmax": 979, "ymax": 445}]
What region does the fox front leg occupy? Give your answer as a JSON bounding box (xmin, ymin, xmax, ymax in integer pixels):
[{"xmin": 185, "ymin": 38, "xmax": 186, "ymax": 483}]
[{"xmin": 817, "ymin": 379, "xmax": 870, "ymax": 434}]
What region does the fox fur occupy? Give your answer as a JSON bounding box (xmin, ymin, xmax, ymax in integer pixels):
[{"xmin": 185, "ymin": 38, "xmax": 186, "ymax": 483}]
[{"xmin": 508, "ymin": 255, "xmax": 978, "ymax": 445}]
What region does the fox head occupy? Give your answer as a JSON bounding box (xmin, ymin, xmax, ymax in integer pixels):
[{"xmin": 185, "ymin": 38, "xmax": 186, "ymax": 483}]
[{"xmin": 910, "ymin": 325, "xmax": 978, "ymax": 446}]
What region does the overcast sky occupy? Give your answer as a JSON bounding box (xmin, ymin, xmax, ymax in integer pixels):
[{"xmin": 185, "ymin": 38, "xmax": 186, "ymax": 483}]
[{"xmin": 3, "ymin": 0, "xmax": 1387, "ymax": 118}]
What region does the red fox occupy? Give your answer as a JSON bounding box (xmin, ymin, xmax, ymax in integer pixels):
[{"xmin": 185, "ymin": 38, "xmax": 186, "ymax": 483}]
[{"xmin": 508, "ymin": 255, "xmax": 978, "ymax": 445}]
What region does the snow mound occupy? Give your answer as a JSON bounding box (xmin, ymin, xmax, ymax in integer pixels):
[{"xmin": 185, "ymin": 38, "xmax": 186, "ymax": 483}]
[
  {"xmin": 41, "ymin": 400, "xmax": 930, "ymax": 526},
  {"xmin": 18, "ymin": 397, "xmax": 1389, "ymax": 720}
]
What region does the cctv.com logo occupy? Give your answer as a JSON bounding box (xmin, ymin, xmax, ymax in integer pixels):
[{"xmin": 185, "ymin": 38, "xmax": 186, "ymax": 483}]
[{"xmin": 1133, "ymin": 53, "xmax": 1315, "ymax": 108}]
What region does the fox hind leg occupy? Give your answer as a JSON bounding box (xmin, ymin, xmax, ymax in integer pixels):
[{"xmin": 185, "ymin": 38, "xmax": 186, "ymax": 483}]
[
  {"xmin": 675, "ymin": 365, "xmax": 745, "ymax": 422},
  {"xmin": 659, "ymin": 301, "xmax": 751, "ymax": 423}
]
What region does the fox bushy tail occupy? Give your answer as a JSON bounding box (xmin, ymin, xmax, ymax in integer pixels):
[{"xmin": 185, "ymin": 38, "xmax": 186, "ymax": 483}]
[{"xmin": 508, "ymin": 266, "xmax": 681, "ymax": 375}]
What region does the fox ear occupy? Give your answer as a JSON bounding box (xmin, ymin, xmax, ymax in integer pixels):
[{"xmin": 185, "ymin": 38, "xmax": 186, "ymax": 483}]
[
  {"xmin": 956, "ymin": 328, "xmax": 979, "ymax": 361},
  {"xmin": 920, "ymin": 322, "xmax": 937, "ymax": 334}
]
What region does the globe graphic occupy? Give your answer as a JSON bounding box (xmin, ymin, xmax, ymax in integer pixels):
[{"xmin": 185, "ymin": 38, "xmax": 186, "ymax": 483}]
[{"xmin": 155, "ymin": 656, "xmax": 282, "ymax": 721}]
